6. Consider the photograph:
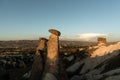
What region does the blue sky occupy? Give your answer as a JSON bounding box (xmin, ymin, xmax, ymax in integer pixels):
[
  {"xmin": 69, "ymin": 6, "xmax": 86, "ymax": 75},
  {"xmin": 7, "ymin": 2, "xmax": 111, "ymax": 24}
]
[{"xmin": 0, "ymin": 0, "xmax": 120, "ymax": 41}]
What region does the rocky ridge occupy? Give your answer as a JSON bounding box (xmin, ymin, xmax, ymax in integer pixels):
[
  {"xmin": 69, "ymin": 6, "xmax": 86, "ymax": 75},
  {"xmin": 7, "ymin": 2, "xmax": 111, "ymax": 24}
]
[{"xmin": 67, "ymin": 42, "xmax": 120, "ymax": 80}]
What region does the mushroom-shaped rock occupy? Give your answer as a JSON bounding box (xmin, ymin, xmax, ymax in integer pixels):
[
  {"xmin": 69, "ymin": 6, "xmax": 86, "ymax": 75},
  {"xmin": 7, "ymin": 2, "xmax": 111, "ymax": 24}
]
[
  {"xmin": 45, "ymin": 29, "xmax": 61, "ymax": 75},
  {"xmin": 49, "ymin": 29, "xmax": 61, "ymax": 36}
]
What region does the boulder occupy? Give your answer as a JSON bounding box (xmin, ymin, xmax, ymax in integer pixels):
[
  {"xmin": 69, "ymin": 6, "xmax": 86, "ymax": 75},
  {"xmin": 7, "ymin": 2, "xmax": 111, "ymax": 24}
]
[{"xmin": 43, "ymin": 73, "xmax": 57, "ymax": 80}]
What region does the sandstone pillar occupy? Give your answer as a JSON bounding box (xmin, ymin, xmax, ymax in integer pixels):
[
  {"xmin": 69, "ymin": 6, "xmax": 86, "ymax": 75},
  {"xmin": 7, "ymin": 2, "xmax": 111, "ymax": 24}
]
[
  {"xmin": 45, "ymin": 29, "xmax": 61, "ymax": 74},
  {"xmin": 30, "ymin": 38, "xmax": 48, "ymax": 80}
]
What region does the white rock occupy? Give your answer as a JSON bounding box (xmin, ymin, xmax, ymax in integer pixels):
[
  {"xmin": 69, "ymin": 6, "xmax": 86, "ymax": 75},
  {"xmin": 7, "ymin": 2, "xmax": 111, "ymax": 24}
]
[
  {"xmin": 91, "ymin": 42, "xmax": 120, "ymax": 57},
  {"xmin": 80, "ymin": 50, "xmax": 119, "ymax": 74},
  {"xmin": 43, "ymin": 73, "xmax": 57, "ymax": 80}
]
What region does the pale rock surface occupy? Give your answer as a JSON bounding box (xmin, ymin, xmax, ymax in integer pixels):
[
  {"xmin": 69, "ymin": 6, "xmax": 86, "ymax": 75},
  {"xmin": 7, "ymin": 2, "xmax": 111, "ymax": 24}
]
[
  {"xmin": 43, "ymin": 73, "xmax": 57, "ymax": 80},
  {"xmin": 69, "ymin": 42, "xmax": 120, "ymax": 80},
  {"xmin": 80, "ymin": 49, "xmax": 120, "ymax": 74},
  {"xmin": 91, "ymin": 42, "xmax": 120, "ymax": 57}
]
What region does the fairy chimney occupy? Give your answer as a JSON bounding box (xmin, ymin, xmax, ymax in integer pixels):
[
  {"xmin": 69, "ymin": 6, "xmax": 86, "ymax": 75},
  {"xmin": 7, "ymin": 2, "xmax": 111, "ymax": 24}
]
[
  {"xmin": 97, "ymin": 37, "xmax": 106, "ymax": 46},
  {"xmin": 36, "ymin": 38, "xmax": 48, "ymax": 56},
  {"xmin": 45, "ymin": 29, "xmax": 61, "ymax": 75},
  {"xmin": 30, "ymin": 38, "xmax": 48, "ymax": 80}
]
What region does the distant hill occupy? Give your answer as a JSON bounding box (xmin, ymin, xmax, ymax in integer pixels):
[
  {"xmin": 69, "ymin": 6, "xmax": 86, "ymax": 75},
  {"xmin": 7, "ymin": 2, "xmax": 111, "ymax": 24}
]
[{"xmin": 0, "ymin": 40, "xmax": 116, "ymax": 48}]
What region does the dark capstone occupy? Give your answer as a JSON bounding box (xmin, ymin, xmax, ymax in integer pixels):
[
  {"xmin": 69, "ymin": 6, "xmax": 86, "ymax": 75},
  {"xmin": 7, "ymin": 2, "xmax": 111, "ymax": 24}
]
[
  {"xmin": 39, "ymin": 37, "xmax": 48, "ymax": 41},
  {"xmin": 49, "ymin": 29, "xmax": 61, "ymax": 36}
]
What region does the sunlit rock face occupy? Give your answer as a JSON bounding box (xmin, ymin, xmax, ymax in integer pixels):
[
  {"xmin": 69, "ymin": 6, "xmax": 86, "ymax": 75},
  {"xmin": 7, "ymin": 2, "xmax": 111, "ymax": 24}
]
[
  {"xmin": 91, "ymin": 42, "xmax": 120, "ymax": 57},
  {"xmin": 47, "ymin": 34, "xmax": 59, "ymax": 60},
  {"xmin": 45, "ymin": 29, "xmax": 61, "ymax": 74}
]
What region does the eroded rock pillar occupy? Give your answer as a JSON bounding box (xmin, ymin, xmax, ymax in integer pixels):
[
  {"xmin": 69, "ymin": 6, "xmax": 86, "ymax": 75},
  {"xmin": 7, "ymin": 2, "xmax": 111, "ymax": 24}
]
[
  {"xmin": 45, "ymin": 29, "xmax": 61, "ymax": 74},
  {"xmin": 30, "ymin": 38, "xmax": 48, "ymax": 80}
]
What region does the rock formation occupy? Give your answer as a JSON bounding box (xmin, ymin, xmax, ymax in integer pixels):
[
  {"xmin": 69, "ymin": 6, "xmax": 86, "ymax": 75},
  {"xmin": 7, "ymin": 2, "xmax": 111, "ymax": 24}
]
[
  {"xmin": 30, "ymin": 29, "xmax": 61, "ymax": 80},
  {"xmin": 30, "ymin": 38, "xmax": 48, "ymax": 80},
  {"xmin": 66, "ymin": 42, "xmax": 120, "ymax": 80},
  {"xmin": 44, "ymin": 29, "xmax": 61, "ymax": 78},
  {"xmin": 97, "ymin": 37, "xmax": 106, "ymax": 46},
  {"xmin": 91, "ymin": 42, "xmax": 120, "ymax": 57},
  {"xmin": 2, "ymin": 29, "xmax": 120, "ymax": 80}
]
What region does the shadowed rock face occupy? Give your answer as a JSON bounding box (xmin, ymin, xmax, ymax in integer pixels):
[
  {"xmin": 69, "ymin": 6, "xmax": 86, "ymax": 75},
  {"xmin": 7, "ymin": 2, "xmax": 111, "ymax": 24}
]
[
  {"xmin": 45, "ymin": 29, "xmax": 61, "ymax": 74},
  {"xmin": 30, "ymin": 38, "xmax": 48, "ymax": 80},
  {"xmin": 36, "ymin": 38, "xmax": 48, "ymax": 56}
]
